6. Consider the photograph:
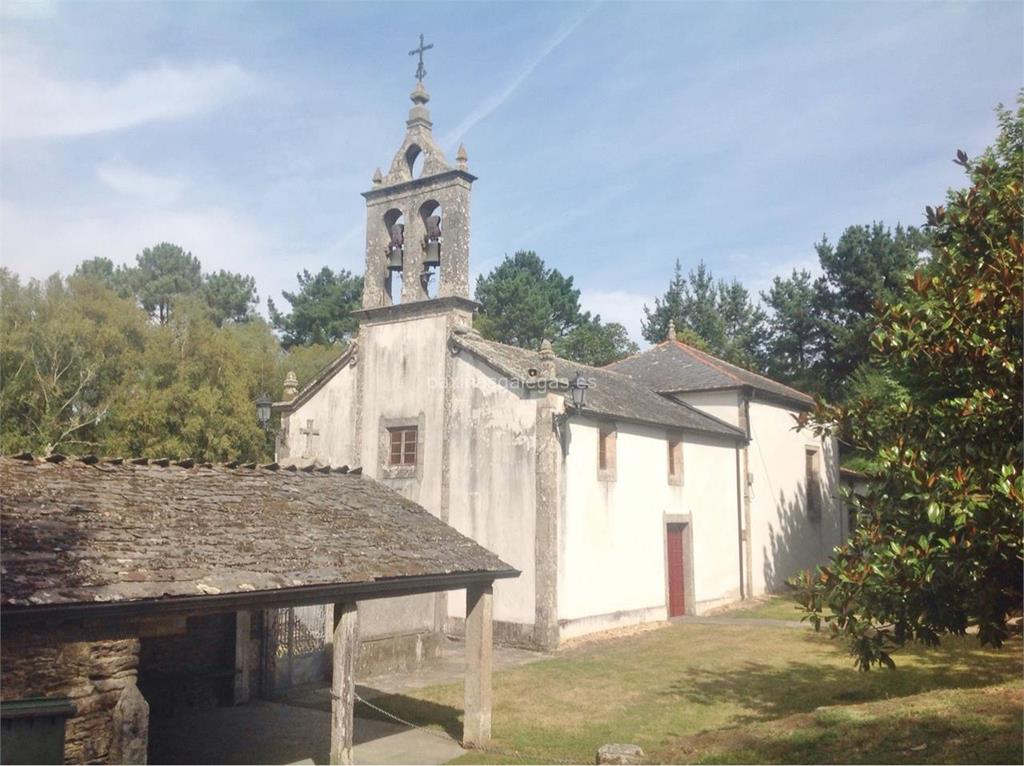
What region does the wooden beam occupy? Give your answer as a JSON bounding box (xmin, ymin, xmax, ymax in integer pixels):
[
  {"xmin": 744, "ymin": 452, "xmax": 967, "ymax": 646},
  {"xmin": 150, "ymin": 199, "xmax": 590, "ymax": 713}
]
[
  {"xmin": 330, "ymin": 601, "xmax": 359, "ymax": 765},
  {"xmin": 463, "ymin": 581, "xmax": 493, "ymax": 747},
  {"xmin": 233, "ymin": 611, "xmax": 251, "ymax": 704}
]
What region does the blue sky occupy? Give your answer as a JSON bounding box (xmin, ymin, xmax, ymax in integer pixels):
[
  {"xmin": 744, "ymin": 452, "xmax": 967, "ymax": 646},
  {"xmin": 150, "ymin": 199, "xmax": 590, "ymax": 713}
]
[{"xmin": 2, "ymin": 0, "xmax": 1021, "ymax": 343}]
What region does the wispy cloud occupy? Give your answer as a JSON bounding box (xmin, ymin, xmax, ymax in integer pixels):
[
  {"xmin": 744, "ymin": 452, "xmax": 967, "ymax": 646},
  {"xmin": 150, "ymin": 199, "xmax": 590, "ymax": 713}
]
[
  {"xmin": 96, "ymin": 161, "xmax": 190, "ymax": 206},
  {"xmin": 441, "ymin": 4, "xmax": 597, "ymax": 147},
  {"xmin": 1, "ymin": 59, "xmax": 257, "ymax": 139}
]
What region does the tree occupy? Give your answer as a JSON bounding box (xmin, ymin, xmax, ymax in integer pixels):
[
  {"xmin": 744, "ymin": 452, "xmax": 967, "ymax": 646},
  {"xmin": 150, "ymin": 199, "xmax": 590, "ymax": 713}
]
[
  {"xmin": 474, "ymin": 251, "xmax": 589, "ymax": 349},
  {"xmin": 761, "ymin": 269, "xmax": 824, "ymax": 394},
  {"xmin": 131, "ymin": 243, "xmax": 202, "ymax": 324},
  {"xmin": 794, "ymin": 98, "xmax": 1023, "ymax": 670},
  {"xmin": 0, "ymin": 270, "xmax": 149, "ymax": 455},
  {"xmin": 202, "ymin": 270, "xmax": 258, "ymax": 327},
  {"xmin": 642, "ymin": 260, "xmax": 767, "ymax": 368},
  {"xmin": 73, "ymin": 257, "xmax": 132, "ymax": 297},
  {"xmin": 269, "ymin": 267, "xmax": 362, "ymax": 348},
  {"xmin": 553, "ymin": 317, "xmax": 639, "ymax": 367},
  {"xmin": 814, "ymin": 223, "xmax": 930, "ymax": 397},
  {"xmin": 103, "ymin": 297, "xmax": 267, "ymax": 461}
]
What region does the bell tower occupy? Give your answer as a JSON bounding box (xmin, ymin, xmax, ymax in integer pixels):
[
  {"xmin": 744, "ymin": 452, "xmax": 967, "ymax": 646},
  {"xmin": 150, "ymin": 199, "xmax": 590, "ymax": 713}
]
[{"xmin": 361, "ymin": 52, "xmax": 476, "ymax": 308}]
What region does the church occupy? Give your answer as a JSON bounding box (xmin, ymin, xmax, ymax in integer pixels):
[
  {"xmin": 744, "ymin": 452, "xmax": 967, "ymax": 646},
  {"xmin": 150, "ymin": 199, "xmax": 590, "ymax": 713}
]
[{"xmin": 273, "ymin": 64, "xmax": 845, "ymax": 669}]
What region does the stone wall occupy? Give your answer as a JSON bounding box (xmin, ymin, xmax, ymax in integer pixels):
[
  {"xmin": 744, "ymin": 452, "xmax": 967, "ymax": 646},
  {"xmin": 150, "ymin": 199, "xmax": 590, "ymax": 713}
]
[{"xmin": 1, "ymin": 629, "xmax": 146, "ymax": 764}]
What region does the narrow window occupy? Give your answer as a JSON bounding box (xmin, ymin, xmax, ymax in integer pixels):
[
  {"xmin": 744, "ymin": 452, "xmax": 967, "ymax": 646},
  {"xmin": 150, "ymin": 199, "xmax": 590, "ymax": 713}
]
[
  {"xmin": 806, "ymin": 448, "xmax": 821, "ymax": 521},
  {"xmin": 668, "ymin": 437, "xmax": 683, "ymax": 484},
  {"xmin": 388, "ymin": 427, "xmax": 418, "ymax": 466},
  {"xmin": 598, "ymin": 426, "xmax": 616, "ymax": 480}
]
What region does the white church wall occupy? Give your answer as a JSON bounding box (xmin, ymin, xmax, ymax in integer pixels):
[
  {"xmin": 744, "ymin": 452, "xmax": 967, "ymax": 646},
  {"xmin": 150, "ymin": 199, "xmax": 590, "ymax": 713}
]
[
  {"xmin": 669, "ymin": 389, "xmax": 742, "ymax": 428},
  {"xmin": 283, "ymin": 361, "xmax": 359, "ymax": 467},
  {"xmin": 558, "ymin": 417, "xmax": 742, "ymax": 640},
  {"xmin": 446, "ymin": 353, "xmax": 539, "ymax": 628},
  {"xmin": 747, "ymin": 398, "xmax": 842, "ymax": 596},
  {"xmin": 357, "ymin": 312, "xmax": 453, "ymax": 639}
]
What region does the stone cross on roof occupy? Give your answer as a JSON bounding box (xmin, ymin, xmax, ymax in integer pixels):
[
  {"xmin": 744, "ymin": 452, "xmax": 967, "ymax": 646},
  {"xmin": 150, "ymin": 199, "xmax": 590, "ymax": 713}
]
[{"xmin": 409, "ymin": 33, "xmax": 433, "ymax": 83}]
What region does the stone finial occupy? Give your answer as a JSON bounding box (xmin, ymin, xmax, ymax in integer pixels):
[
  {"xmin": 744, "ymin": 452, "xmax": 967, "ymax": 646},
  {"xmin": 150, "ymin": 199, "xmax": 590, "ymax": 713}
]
[
  {"xmin": 456, "ymin": 143, "xmax": 468, "ymax": 170},
  {"xmin": 410, "ymin": 82, "xmax": 430, "ymax": 106},
  {"xmin": 666, "ymin": 318, "xmax": 677, "ymax": 342},
  {"xmin": 372, "ymin": 168, "xmax": 383, "ymax": 185},
  {"xmin": 283, "ymin": 371, "xmax": 299, "ymax": 401},
  {"xmin": 539, "ymin": 339, "xmax": 556, "ymax": 378}
]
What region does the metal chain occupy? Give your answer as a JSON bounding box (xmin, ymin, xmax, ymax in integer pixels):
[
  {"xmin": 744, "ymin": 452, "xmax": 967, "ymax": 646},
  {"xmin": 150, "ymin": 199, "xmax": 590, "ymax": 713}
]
[{"xmin": 352, "ymin": 690, "xmax": 580, "ymax": 765}]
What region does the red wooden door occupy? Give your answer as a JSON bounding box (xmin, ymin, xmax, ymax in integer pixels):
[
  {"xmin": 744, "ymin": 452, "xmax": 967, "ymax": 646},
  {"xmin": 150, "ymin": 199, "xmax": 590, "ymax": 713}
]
[{"xmin": 666, "ymin": 524, "xmax": 686, "ymax": 617}]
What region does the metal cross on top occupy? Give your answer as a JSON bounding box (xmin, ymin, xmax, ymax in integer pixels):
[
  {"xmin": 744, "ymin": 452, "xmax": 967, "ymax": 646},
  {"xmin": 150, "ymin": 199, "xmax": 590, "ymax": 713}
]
[{"xmin": 409, "ymin": 33, "xmax": 434, "ymax": 83}]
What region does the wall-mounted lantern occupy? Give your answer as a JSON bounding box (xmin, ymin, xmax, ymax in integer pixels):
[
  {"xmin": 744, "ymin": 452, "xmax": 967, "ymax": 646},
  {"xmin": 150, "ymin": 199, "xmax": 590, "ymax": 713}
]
[
  {"xmin": 255, "ymin": 393, "xmax": 273, "ymax": 430},
  {"xmin": 569, "ymin": 371, "xmax": 589, "ymax": 410}
]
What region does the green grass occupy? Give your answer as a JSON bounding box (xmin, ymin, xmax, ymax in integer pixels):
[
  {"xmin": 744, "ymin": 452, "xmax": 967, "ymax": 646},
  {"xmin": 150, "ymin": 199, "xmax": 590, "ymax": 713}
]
[
  {"xmin": 711, "ymin": 594, "xmax": 809, "ymax": 622},
  {"xmin": 357, "ymin": 621, "xmax": 1022, "ymax": 765}
]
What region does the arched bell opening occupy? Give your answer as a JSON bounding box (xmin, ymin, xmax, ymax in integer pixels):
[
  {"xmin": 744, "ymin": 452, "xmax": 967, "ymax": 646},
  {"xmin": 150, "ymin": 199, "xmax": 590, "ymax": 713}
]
[
  {"xmin": 383, "ymin": 208, "xmax": 405, "ymax": 304},
  {"xmin": 418, "ymin": 200, "xmax": 442, "ymax": 298},
  {"xmin": 405, "ymin": 144, "xmax": 424, "ymax": 179}
]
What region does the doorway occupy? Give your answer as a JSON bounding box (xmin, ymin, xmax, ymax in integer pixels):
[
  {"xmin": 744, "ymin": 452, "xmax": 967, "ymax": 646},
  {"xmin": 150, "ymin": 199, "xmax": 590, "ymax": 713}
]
[{"xmin": 666, "ymin": 523, "xmax": 687, "ymax": 617}]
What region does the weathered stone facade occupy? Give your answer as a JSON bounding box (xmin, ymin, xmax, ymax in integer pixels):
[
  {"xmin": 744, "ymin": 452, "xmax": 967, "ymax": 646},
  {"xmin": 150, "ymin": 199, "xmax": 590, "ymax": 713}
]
[
  {"xmin": 361, "ymin": 83, "xmax": 475, "ymax": 307},
  {"xmin": 1, "ymin": 630, "xmax": 146, "ymax": 764}
]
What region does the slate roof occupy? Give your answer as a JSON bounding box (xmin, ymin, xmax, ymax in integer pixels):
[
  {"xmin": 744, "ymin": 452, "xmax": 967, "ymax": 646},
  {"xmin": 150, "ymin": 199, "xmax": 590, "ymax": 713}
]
[
  {"xmin": 606, "ymin": 340, "xmax": 815, "ymax": 409},
  {"xmin": 450, "ymin": 333, "xmax": 745, "ymax": 440},
  {"xmin": 0, "ymin": 456, "xmax": 516, "ymax": 616}
]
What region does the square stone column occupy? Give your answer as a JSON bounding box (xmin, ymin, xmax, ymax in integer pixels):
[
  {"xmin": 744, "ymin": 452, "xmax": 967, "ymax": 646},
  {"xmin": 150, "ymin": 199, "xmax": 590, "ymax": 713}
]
[
  {"xmin": 463, "ymin": 581, "xmax": 493, "ymax": 747},
  {"xmin": 331, "ymin": 602, "xmax": 359, "ymax": 765}
]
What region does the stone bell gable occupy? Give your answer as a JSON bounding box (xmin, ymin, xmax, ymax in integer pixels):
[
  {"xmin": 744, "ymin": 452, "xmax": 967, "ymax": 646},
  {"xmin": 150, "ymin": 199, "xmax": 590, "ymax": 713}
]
[{"xmin": 362, "ymin": 81, "xmax": 475, "ymax": 307}]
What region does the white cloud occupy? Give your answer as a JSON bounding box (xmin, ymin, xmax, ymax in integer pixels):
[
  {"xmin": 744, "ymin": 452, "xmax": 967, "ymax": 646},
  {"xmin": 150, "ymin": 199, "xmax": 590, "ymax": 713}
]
[
  {"xmin": 0, "ymin": 199, "xmax": 269, "ymax": 280},
  {"xmin": 580, "ymin": 287, "xmax": 651, "ymax": 347},
  {"xmin": 1, "ymin": 59, "xmax": 257, "ymax": 139},
  {"xmin": 96, "ymin": 161, "xmax": 190, "ymax": 206},
  {"xmin": 0, "ymin": 0, "xmax": 57, "ymax": 20}
]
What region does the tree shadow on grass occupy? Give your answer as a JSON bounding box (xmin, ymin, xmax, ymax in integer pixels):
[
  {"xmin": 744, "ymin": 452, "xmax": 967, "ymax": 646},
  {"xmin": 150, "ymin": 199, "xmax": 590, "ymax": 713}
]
[
  {"xmin": 658, "ymin": 688, "xmax": 1023, "ymax": 765},
  {"xmin": 657, "ymin": 636, "xmax": 1022, "ymax": 725}
]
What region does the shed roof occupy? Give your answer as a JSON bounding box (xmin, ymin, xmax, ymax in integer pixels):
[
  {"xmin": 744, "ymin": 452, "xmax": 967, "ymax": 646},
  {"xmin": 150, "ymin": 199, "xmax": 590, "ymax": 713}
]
[
  {"xmin": 606, "ymin": 340, "xmax": 815, "ymax": 409},
  {"xmin": 450, "ymin": 333, "xmax": 745, "ymax": 440},
  {"xmin": 0, "ymin": 457, "xmax": 516, "ymax": 621}
]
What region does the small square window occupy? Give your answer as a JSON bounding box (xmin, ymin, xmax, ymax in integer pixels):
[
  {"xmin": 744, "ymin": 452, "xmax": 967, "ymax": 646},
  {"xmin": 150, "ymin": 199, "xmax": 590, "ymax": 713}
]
[
  {"xmin": 668, "ymin": 437, "xmax": 683, "ymax": 484},
  {"xmin": 388, "ymin": 427, "xmax": 418, "ymax": 467}
]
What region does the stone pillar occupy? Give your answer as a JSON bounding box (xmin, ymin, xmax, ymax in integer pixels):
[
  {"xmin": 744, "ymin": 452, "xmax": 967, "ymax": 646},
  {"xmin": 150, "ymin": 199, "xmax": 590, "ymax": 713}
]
[
  {"xmin": 109, "ymin": 677, "xmax": 149, "ymax": 765},
  {"xmin": 330, "ymin": 602, "xmax": 359, "ymax": 765},
  {"xmin": 533, "ymin": 392, "xmax": 563, "ymax": 649},
  {"xmin": 463, "ymin": 582, "xmax": 493, "ymax": 748},
  {"xmin": 233, "ymin": 611, "xmax": 251, "ymax": 705}
]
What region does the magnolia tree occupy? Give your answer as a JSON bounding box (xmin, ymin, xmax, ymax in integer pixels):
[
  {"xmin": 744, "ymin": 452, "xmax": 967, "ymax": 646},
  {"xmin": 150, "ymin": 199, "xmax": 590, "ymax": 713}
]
[{"xmin": 794, "ymin": 99, "xmax": 1023, "ymax": 669}]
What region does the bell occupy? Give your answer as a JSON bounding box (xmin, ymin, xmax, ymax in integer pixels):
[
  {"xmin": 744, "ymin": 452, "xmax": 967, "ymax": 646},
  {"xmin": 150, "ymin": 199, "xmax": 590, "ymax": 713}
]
[
  {"xmin": 423, "ymin": 238, "xmax": 441, "ymax": 268},
  {"xmin": 387, "ymin": 245, "xmax": 403, "ymax": 272}
]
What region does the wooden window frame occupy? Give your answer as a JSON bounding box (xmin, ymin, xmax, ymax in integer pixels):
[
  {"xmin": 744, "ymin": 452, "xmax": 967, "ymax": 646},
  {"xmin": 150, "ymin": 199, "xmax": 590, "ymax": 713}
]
[{"xmin": 388, "ymin": 427, "xmax": 418, "ymax": 467}]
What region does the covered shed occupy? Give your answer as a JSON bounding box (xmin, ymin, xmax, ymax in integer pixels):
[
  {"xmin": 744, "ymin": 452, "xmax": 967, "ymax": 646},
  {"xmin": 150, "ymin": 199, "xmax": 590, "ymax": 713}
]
[{"xmin": 0, "ymin": 455, "xmax": 517, "ymax": 764}]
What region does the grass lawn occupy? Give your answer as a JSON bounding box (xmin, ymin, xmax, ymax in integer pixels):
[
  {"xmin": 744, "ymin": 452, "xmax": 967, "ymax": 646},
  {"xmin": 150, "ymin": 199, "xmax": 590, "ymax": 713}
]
[
  {"xmin": 708, "ymin": 594, "xmax": 809, "ymax": 622},
  {"xmin": 358, "ymin": 621, "xmax": 1023, "ymax": 765}
]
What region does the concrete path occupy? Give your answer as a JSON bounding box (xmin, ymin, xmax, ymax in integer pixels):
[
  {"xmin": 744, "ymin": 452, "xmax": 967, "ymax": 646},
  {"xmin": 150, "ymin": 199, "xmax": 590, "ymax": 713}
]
[{"xmin": 149, "ymin": 639, "xmax": 548, "ymax": 765}]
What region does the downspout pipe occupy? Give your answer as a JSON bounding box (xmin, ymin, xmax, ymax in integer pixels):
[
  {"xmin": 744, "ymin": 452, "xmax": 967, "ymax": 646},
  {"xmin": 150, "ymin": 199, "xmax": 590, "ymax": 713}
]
[{"xmin": 735, "ymin": 445, "xmax": 745, "ymax": 600}]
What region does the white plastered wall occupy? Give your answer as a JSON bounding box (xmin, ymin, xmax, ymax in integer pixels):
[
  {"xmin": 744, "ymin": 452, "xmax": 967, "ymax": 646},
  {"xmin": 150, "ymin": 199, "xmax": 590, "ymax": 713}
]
[
  {"xmin": 670, "ymin": 389, "xmax": 742, "ymax": 428},
  {"xmin": 747, "ymin": 399, "xmax": 842, "ymax": 595},
  {"xmin": 559, "ymin": 417, "xmax": 742, "ymax": 639},
  {"xmin": 283, "ymin": 362, "xmax": 359, "ymax": 468},
  {"xmin": 446, "ymin": 353, "xmax": 538, "ymax": 627}
]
